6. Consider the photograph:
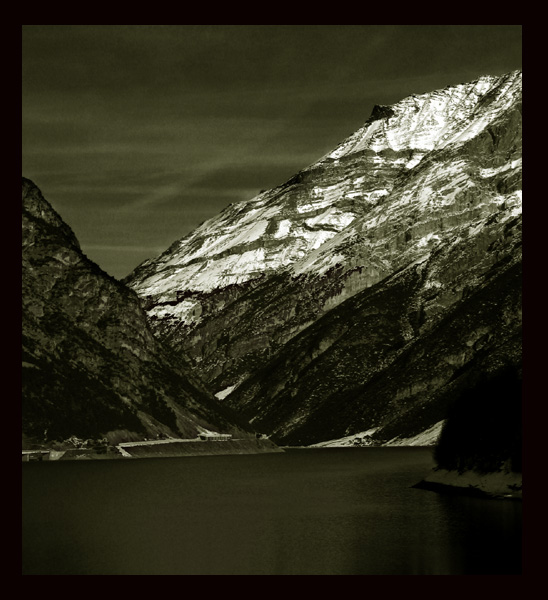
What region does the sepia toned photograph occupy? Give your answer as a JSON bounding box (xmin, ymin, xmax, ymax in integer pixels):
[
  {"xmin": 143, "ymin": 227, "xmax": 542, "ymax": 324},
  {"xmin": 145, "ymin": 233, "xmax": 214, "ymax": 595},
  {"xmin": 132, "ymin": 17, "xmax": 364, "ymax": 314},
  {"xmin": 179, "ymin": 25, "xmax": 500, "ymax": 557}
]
[{"xmin": 22, "ymin": 25, "xmax": 522, "ymax": 575}]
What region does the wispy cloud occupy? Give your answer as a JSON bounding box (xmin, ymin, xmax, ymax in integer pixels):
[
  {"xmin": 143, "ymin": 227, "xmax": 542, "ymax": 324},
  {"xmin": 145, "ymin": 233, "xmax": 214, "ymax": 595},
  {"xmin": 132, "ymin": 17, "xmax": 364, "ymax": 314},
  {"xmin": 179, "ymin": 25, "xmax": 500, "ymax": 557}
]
[
  {"xmin": 117, "ymin": 183, "xmax": 185, "ymax": 212},
  {"xmin": 81, "ymin": 244, "xmax": 167, "ymax": 253}
]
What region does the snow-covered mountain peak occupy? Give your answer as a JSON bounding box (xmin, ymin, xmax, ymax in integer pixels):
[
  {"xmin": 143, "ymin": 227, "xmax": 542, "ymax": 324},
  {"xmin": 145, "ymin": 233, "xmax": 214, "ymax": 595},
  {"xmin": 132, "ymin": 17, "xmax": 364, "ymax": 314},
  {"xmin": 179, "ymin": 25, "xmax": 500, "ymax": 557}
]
[
  {"xmin": 126, "ymin": 70, "xmax": 521, "ymax": 327},
  {"xmin": 318, "ymin": 70, "xmax": 520, "ymax": 164}
]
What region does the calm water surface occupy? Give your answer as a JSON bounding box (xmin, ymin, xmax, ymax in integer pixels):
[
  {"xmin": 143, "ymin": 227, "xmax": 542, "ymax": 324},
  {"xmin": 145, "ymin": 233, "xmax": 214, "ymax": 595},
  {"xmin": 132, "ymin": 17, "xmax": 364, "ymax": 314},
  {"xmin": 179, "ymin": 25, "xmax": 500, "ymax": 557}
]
[{"xmin": 22, "ymin": 447, "xmax": 522, "ymax": 575}]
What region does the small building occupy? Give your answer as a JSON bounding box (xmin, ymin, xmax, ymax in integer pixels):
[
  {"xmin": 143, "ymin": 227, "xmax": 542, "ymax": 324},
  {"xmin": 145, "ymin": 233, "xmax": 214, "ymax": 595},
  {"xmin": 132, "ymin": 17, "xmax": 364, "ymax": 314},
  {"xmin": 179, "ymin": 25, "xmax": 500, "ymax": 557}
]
[{"xmin": 198, "ymin": 433, "xmax": 232, "ymax": 441}]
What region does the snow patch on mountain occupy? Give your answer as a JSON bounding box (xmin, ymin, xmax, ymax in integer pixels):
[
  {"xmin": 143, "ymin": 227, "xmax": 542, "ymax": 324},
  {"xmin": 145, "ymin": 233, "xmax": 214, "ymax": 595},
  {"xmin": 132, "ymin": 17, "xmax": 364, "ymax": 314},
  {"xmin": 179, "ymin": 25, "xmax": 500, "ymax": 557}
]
[
  {"xmin": 479, "ymin": 157, "xmax": 522, "ymax": 179},
  {"xmin": 306, "ymin": 421, "xmax": 444, "ymax": 448},
  {"xmin": 215, "ymin": 385, "xmax": 237, "ymax": 400},
  {"xmin": 274, "ymin": 219, "xmax": 292, "ymax": 238},
  {"xmin": 385, "ymin": 420, "xmax": 445, "ymax": 447},
  {"xmin": 308, "ymin": 428, "xmax": 380, "ymax": 447}
]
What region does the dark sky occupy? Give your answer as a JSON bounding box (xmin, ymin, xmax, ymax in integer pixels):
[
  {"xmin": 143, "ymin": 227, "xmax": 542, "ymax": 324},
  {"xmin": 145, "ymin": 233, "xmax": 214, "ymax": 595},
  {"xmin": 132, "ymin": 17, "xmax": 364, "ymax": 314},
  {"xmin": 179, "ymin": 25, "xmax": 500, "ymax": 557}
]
[{"xmin": 22, "ymin": 25, "xmax": 522, "ymax": 279}]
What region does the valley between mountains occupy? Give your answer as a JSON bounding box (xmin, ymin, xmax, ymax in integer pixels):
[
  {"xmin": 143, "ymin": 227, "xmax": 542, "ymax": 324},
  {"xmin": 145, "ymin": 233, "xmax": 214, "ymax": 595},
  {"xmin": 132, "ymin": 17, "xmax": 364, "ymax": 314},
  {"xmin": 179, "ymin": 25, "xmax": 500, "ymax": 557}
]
[{"xmin": 23, "ymin": 71, "xmax": 522, "ymax": 480}]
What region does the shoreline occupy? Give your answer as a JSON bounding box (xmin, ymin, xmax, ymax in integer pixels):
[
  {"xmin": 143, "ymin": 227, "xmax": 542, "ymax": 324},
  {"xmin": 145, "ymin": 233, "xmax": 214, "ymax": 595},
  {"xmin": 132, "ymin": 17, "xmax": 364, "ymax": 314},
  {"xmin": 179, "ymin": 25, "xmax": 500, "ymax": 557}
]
[
  {"xmin": 413, "ymin": 467, "xmax": 522, "ymax": 500},
  {"xmin": 22, "ymin": 437, "xmax": 283, "ymax": 461}
]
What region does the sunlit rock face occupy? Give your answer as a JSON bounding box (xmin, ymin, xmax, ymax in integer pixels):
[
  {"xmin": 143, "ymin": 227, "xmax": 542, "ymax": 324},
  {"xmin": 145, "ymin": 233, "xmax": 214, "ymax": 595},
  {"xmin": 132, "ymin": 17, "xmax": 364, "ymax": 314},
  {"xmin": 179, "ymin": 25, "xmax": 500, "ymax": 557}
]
[
  {"xmin": 126, "ymin": 70, "xmax": 521, "ymax": 445},
  {"xmin": 22, "ymin": 178, "xmax": 252, "ymax": 444}
]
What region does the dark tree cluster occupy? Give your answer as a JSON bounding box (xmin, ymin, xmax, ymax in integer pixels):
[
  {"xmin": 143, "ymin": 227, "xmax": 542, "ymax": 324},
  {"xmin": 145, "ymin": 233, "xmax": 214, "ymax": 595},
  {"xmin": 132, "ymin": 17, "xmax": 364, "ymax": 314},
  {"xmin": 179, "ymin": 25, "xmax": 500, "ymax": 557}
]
[{"xmin": 433, "ymin": 365, "xmax": 522, "ymax": 474}]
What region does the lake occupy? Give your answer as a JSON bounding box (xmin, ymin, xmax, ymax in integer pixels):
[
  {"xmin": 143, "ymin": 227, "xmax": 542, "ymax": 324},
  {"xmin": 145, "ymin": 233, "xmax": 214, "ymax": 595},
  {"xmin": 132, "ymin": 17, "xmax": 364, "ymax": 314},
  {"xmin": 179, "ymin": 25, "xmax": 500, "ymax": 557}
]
[{"xmin": 22, "ymin": 447, "xmax": 522, "ymax": 575}]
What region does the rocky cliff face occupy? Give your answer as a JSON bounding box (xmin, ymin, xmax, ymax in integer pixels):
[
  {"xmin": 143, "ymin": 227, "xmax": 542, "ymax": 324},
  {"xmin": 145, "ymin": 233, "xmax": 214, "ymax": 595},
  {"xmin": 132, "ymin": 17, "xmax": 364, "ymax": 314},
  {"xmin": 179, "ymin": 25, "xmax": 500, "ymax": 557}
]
[
  {"xmin": 22, "ymin": 178, "xmax": 253, "ymax": 445},
  {"xmin": 125, "ymin": 70, "xmax": 522, "ymax": 446}
]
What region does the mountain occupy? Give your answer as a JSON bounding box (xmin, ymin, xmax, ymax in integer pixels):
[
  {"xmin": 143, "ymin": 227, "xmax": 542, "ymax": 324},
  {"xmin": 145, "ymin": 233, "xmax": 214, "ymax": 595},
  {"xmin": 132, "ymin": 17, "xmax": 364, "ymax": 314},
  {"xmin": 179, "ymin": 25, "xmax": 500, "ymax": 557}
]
[
  {"xmin": 22, "ymin": 177, "xmax": 256, "ymax": 448},
  {"xmin": 124, "ymin": 70, "xmax": 522, "ymax": 447}
]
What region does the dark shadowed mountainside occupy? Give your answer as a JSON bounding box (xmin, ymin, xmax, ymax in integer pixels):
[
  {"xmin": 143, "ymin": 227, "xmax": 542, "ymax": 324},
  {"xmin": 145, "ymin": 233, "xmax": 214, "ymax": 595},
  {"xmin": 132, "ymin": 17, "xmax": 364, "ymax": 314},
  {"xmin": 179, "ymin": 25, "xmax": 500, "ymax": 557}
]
[{"xmin": 22, "ymin": 178, "xmax": 256, "ymax": 447}]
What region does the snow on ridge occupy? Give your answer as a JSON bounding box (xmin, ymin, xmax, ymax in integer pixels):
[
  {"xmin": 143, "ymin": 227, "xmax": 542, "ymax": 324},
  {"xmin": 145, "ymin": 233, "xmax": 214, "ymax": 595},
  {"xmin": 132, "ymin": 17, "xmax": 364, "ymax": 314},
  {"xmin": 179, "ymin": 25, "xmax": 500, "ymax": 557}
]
[{"xmin": 320, "ymin": 71, "xmax": 520, "ymax": 164}]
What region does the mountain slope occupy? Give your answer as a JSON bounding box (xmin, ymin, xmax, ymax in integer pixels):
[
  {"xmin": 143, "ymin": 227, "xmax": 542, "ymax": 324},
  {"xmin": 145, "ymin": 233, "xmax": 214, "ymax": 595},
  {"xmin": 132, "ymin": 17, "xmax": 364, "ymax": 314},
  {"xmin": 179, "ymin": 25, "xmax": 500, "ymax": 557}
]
[
  {"xmin": 22, "ymin": 178, "xmax": 254, "ymax": 446},
  {"xmin": 230, "ymin": 251, "xmax": 521, "ymax": 445},
  {"xmin": 125, "ymin": 70, "xmax": 522, "ymax": 446}
]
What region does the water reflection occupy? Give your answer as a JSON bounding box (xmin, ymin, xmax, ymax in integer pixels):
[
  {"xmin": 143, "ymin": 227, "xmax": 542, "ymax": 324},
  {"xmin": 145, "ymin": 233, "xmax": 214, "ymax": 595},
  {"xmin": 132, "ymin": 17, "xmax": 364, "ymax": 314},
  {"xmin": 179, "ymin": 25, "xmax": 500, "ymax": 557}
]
[
  {"xmin": 435, "ymin": 494, "xmax": 522, "ymax": 575},
  {"xmin": 22, "ymin": 449, "xmax": 522, "ymax": 575}
]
